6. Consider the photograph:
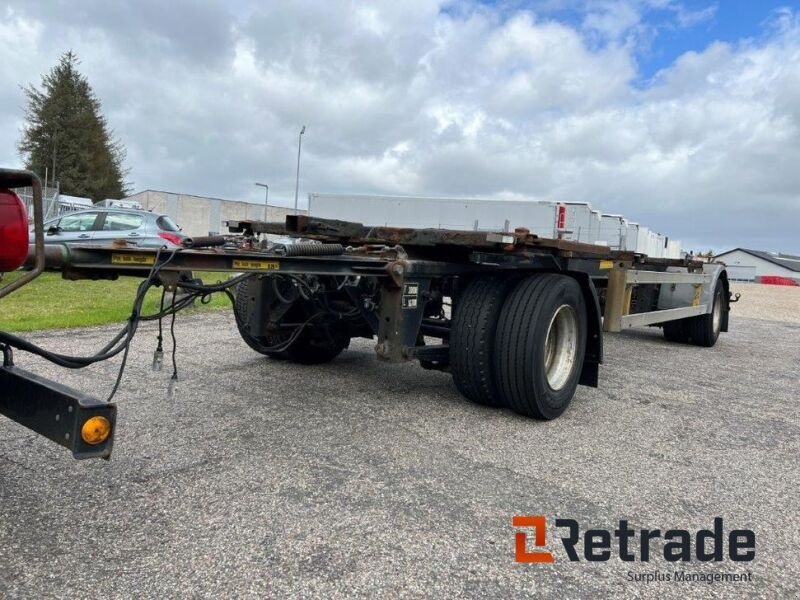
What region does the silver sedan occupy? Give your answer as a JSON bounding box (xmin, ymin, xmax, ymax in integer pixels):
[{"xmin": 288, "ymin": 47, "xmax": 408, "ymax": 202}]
[{"xmin": 33, "ymin": 208, "xmax": 187, "ymax": 248}]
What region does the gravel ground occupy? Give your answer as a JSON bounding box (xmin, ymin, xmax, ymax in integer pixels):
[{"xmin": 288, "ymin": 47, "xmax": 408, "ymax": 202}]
[
  {"xmin": 0, "ymin": 309, "xmax": 798, "ymax": 598},
  {"xmin": 728, "ymin": 282, "xmax": 800, "ymax": 323}
]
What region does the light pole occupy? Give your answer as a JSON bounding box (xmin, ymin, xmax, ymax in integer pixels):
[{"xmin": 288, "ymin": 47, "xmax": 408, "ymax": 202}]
[
  {"xmin": 294, "ymin": 125, "xmax": 306, "ymax": 215},
  {"xmin": 254, "ymin": 182, "xmax": 269, "ymax": 222}
]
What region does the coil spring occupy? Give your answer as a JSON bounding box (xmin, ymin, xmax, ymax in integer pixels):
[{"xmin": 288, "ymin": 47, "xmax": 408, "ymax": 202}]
[{"xmin": 281, "ymin": 243, "xmax": 344, "ymax": 257}]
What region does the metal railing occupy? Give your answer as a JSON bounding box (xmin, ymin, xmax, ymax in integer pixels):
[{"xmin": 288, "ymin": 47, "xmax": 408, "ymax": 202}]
[{"xmin": 16, "ymin": 185, "xmax": 60, "ymax": 222}]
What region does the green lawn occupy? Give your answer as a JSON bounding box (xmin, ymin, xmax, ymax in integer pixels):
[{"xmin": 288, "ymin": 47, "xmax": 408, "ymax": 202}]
[{"xmin": 0, "ymin": 271, "xmax": 233, "ymax": 332}]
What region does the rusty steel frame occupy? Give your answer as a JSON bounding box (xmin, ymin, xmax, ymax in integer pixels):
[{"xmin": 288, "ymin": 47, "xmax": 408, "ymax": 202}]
[
  {"xmin": 227, "ymin": 215, "xmax": 652, "ymax": 259},
  {"xmin": 19, "ymin": 214, "xmax": 714, "ymax": 369}
]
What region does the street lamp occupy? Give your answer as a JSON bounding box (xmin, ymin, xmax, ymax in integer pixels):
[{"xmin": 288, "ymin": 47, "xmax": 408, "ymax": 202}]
[
  {"xmin": 254, "ymin": 182, "xmax": 269, "ymax": 222},
  {"xmin": 294, "ymin": 125, "xmax": 306, "ymax": 215}
]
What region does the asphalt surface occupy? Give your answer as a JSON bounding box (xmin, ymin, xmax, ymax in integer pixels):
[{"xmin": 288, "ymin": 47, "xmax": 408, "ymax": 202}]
[{"xmin": 0, "ymin": 310, "xmax": 798, "ymax": 598}]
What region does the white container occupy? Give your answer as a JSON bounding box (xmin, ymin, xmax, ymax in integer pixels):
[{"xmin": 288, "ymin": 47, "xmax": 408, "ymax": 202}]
[
  {"xmin": 562, "ymin": 202, "xmax": 595, "ymax": 243},
  {"xmin": 308, "ymin": 193, "xmax": 559, "ymax": 238},
  {"xmin": 588, "ymin": 210, "xmax": 604, "ymax": 246},
  {"xmin": 600, "ymin": 214, "xmax": 628, "ymax": 250},
  {"xmin": 307, "ymin": 193, "xmax": 682, "ymax": 256},
  {"xmin": 666, "ymin": 240, "xmax": 682, "ymax": 259},
  {"xmin": 625, "ymin": 222, "xmax": 639, "ymax": 252},
  {"xmin": 645, "ymin": 230, "xmax": 661, "ymax": 258}
]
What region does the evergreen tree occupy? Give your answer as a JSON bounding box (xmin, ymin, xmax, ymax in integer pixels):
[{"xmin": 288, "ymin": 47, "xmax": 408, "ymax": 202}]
[{"xmin": 18, "ymin": 51, "xmax": 129, "ymax": 201}]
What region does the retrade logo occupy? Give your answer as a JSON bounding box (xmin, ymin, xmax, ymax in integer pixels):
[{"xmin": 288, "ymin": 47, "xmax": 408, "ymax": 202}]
[
  {"xmin": 512, "ymin": 515, "xmax": 554, "ymax": 563},
  {"xmin": 513, "ymin": 516, "xmax": 755, "ymax": 563}
]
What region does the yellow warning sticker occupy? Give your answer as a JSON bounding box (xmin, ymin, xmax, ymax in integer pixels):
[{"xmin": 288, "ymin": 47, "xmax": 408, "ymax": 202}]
[
  {"xmin": 232, "ymin": 259, "xmax": 280, "ymax": 271},
  {"xmin": 599, "ymin": 260, "xmax": 615, "ymax": 270},
  {"xmin": 691, "ymin": 283, "xmax": 703, "ymax": 306},
  {"xmin": 111, "ymin": 253, "xmax": 156, "ymax": 266}
]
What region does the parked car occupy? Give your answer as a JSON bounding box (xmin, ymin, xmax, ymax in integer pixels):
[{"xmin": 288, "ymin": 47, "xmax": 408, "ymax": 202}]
[{"xmin": 31, "ymin": 208, "xmax": 187, "ymax": 248}]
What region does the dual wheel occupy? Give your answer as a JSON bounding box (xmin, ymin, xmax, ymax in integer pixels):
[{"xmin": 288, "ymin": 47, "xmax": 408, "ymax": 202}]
[{"xmin": 450, "ymin": 273, "xmax": 587, "ymax": 420}]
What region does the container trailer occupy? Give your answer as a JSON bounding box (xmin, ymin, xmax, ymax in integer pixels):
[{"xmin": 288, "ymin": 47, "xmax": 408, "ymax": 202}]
[{"xmin": 0, "ymin": 169, "xmax": 736, "ymax": 460}]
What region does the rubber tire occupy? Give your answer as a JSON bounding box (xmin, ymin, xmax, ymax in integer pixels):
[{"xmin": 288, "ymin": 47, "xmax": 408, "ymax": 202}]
[
  {"xmin": 450, "ymin": 275, "xmax": 519, "ymax": 407},
  {"xmin": 233, "ymin": 279, "xmax": 286, "ymax": 358},
  {"xmin": 494, "ymin": 274, "xmax": 587, "ymax": 419},
  {"xmin": 685, "ymin": 280, "xmax": 724, "ymax": 347},
  {"xmin": 233, "ymin": 279, "xmax": 348, "ymax": 364},
  {"xmin": 662, "ymin": 319, "xmax": 689, "ymax": 343}
]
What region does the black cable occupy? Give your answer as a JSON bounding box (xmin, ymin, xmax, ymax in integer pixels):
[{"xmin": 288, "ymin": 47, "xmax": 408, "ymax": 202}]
[
  {"xmin": 176, "ymin": 272, "xmax": 251, "ymax": 293},
  {"xmin": 151, "ymin": 288, "xmax": 166, "ymax": 371},
  {"xmin": 105, "ymin": 331, "xmax": 132, "ymax": 403},
  {"xmin": 271, "ymin": 275, "xmax": 297, "ymax": 304},
  {"xmin": 157, "ymin": 288, "xmax": 165, "ymax": 351},
  {"xmin": 0, "ymin": 283, "xmax": 147, "ymax": 368},
  {"xmin": 0, "ymin": 276, "xmax": 150, "ymax": 368},
  {"xmin": 103, "ymin": 277, "xmax": 153, "ymax": 402},
  {"xmin": 140, "ymin": 292, "xmax": 197, "ymax": 321},
  {"xmin": 1, "ymin": 343, "xmax": 12, "ymax": 367},
  {"xmin": 0, "ymin": 246, "xmax": 179, "ymax": 370},
  {"xmin": 0, "ymin": 253, "xmax": 357, "ymax": 399},
  {"xmin": 104, "ymin": 247, "xmax": 187, "ymax": 401},
  {"xmin": 96, "ymin": 325, "xmax": 130, "ymax": 356},
  {"xmin": 169, "ymin": 290, "xmax": 178, "ymax": 381}
]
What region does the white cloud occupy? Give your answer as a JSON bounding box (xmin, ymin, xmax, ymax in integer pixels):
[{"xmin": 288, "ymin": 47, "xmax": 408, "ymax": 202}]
[
  {"xmin": 673, "ymin": 3, "xmax": 717, "ymax": 28},
  {"xmin": 0, "ymin": 1, "xmax": 798, "ymax": 251}
]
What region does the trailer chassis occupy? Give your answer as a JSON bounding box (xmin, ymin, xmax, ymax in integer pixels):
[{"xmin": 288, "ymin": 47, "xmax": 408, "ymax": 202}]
[
  {"xmin": 1, "ymin": 169, "xmax": 734, "ymax": 457},
  {"xmin": 35, "ymin": 213, "xmax": 730, "ymax": 395}
]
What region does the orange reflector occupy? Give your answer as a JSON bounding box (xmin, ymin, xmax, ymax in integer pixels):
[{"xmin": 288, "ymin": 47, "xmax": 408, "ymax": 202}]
[{"xmin": 81, "ymin": 416, "xmax": 112, "ymax": 445}]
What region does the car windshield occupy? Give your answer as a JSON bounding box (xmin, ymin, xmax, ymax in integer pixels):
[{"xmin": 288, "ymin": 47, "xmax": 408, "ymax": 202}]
[{"xmin": 156, "ymin": 215, "xmax": 180, "ymax": 232}]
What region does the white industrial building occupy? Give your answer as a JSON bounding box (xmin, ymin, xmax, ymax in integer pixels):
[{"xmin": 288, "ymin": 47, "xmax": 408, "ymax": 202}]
[
  {"xmin": 714, "ymin": 248, "xmax": 800, "ymax": 283},
  {"xmin": 124, "ymin": 190, "xmax": 303, "ymax": 238},
  {"xmin": 18, "ymin": 186, "xmax": 302, "ymax": 238}
]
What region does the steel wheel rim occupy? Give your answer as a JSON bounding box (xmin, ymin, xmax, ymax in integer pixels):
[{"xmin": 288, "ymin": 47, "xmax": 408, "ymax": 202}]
[
  {"xmin": 544, "ymin": 304, "xmax": 579, "ymax": 391},
  {"xmin": 712, "ymin": 290, "xmax": 722, "ymax": 334}
]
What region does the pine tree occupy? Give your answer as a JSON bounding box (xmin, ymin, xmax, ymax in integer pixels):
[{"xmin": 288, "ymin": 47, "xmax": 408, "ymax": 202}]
[{"xmin": 18, "ymin": 51, "xmax": 129, "ymax": 201}]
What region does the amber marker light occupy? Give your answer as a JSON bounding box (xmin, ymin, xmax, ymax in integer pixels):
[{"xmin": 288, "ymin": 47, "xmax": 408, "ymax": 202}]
[{"xmin": 81, "ymin": 416, "xmax": 112, "ymax": 445}]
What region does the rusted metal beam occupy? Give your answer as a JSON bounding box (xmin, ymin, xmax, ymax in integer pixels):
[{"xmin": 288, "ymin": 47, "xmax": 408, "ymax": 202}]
[
  {"xmin": 231, "ymin": 215, "xmax": 646, "ymax": 258},
  {"xmin": 603, "ymin": 264, "xmax": 630, "ymax": 333}
]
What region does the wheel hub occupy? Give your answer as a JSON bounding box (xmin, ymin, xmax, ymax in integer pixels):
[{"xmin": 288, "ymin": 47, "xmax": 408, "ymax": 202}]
[{"xmin": 544, "ymin": 304, "xmax": 579, "ymax": 391}]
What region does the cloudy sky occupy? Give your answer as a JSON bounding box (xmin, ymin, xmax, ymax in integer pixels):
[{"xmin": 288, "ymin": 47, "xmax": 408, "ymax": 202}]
[{"xmin": 1, "ymin": 1, "xmax": 798, "ymax": 252}]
